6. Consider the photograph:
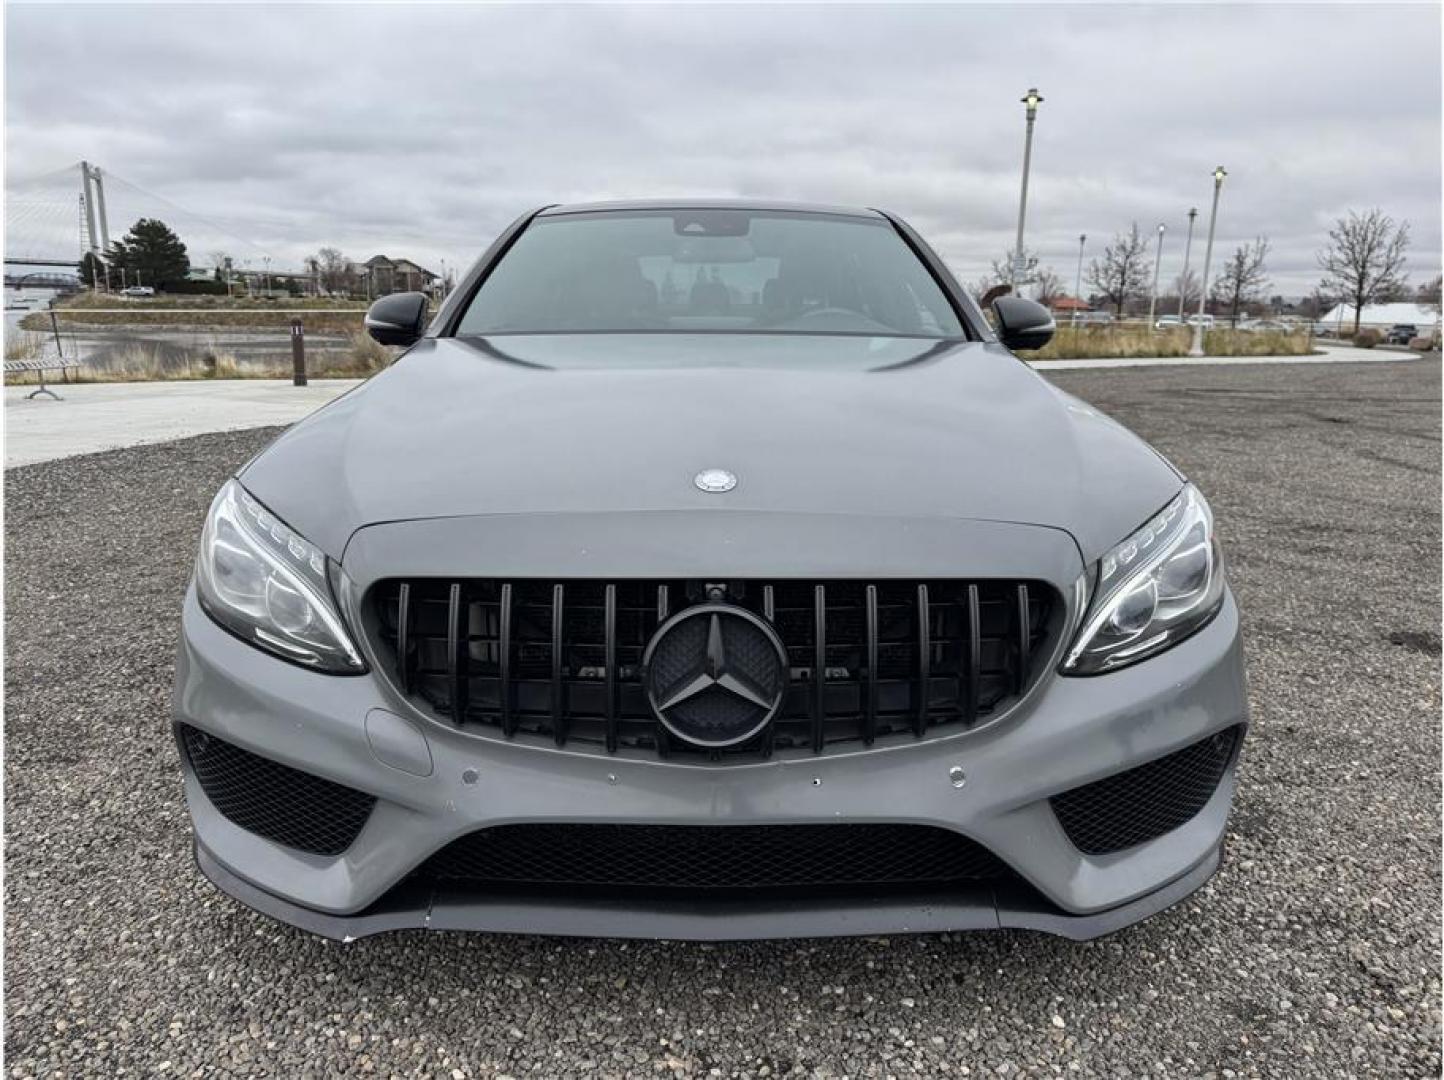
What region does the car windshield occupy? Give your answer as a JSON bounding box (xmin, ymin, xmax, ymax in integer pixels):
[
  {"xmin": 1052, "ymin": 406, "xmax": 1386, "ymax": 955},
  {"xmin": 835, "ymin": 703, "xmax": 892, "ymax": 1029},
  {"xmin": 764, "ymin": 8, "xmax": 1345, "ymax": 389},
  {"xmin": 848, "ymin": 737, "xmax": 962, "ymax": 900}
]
[{"xmin": 454, "ymin": 209, "xmax": 965, "ymax": 338}]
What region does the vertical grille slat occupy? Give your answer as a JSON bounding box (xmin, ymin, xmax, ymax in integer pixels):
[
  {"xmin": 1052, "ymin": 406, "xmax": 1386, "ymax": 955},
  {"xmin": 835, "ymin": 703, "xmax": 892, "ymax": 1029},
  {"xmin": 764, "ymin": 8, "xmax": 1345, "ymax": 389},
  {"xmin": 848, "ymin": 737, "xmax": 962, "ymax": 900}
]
[
  {"xmin": 396, "ymin": 583, "xmax": 413, "ymax": 694},
  {"xmin": 914, "ymin": 583, "xmax": 930, "ymax": 737},
  {"xmin": 964, "ymin": 584, "xmax": 981, "ymax": 724},
  {"xmin": 447, "ymin": 582, "xmax": 466, "ymax": 724},
  {"xmin": 812, "ymin": 584, "xmax": 827, "ymax": 755},
  {"xmin": 1015, "ymin": 583, "xmax": 1031, "ymax": 696},
  {"xmin": 863, "ymin": 584, "xmax": 878, "ymax": 745},
  {"xmin": 499, "ymin": 582, "xmax": 515, "ymax": 736},
  {"xmin": 374, "ymin": 577, "xmax": 1057, "ymax": 762},
  {"xmin": 603, "ymin": 583, "xmax": 618, "ymax": 753},
  {"xmin": 550, "ymin": 583, "xmax": 566, "ymax": 746}
]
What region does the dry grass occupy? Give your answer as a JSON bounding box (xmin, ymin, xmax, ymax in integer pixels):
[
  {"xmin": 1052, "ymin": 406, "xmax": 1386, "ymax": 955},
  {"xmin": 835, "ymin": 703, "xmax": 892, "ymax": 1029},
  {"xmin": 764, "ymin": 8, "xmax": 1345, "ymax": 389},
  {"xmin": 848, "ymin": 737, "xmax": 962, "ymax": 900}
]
[
  {"xmin": 3, "ymin": 339, "xmax": 397, "ymax": 385},
  {"xmin": 20, "ymin": 292, "xmax": 370, "ymax": 334},
  {"xmin": 1021, "ymin": 326, "xmax": 1314, "ymax": 360},
  {"xmin": 4, "ymin": 331, "xmax": 48, "ymax": 362}
]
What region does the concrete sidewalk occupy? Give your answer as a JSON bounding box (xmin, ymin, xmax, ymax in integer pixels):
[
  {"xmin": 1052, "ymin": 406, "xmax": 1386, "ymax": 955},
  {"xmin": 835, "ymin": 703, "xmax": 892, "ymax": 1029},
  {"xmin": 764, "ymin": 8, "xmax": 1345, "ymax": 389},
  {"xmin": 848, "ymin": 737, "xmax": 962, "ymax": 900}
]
[
  {"xmin": 3, "ymin": 379, "xmax": 359, "ymax": 468},
  {"xmin": 3, "ymin": 346, "xmax": 1422, "ymax": 467}
]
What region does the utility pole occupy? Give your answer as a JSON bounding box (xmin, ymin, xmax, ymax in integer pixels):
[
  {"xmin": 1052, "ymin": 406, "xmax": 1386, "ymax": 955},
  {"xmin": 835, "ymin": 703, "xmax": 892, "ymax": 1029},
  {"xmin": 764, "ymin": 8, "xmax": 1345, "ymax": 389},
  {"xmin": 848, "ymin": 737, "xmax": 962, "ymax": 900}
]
[
  {"xmin": 1177, "ymin": 208, "xmax": 1198, "ymax": 319},
  {"xmin": 1147, "ymin": 223, "xmax": 1166, "ymax": 329},
  {"xmin": 1189, "ymin": 167, "xmax": 1227, "ymax": 358},
  {"xmin": 1011, "ymin": 88, "xmax": 1043, "ymax": 293},
  {"xmin": 1074, "ymin": 234, "xmax": 1086, "ymax": 305}
]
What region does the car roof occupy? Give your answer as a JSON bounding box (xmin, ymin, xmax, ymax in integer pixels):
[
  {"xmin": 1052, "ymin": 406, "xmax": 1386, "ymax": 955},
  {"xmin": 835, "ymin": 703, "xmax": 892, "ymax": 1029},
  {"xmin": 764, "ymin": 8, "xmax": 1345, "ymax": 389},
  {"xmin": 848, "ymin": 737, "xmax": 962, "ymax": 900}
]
[{"xmin": 537, "ymin": 198, "xmax": 886, "ymax": 220}]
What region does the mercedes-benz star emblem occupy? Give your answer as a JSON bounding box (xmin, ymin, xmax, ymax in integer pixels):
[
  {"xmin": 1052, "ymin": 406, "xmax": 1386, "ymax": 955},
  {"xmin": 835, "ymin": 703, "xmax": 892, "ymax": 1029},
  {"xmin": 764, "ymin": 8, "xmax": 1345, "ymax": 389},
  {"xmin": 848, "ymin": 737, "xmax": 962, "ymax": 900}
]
[
  {"xmin": 694, "ymin": 468, "xmax": 737, "ymax": 493},
  {"xmin": 642, "ymin": 604, "xmax": 787, "ymax": 748}
]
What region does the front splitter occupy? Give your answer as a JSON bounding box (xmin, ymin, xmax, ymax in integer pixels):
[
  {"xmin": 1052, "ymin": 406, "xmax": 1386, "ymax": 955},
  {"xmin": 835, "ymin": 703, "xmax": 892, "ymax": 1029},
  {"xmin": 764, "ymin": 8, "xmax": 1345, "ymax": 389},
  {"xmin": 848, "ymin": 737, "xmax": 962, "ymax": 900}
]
[{"xmin": 194, "ymin": 840, "xmax": 1222, "ymax": 943}]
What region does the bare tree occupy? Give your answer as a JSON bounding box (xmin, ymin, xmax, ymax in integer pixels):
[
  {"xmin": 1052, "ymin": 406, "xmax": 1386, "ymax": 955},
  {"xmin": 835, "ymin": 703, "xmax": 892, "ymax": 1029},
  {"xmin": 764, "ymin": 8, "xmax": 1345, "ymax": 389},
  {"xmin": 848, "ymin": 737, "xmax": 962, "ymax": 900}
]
[
  {"xmin": 972, "ymin": 247, "xmax": 1038, "ymax": 297},
  {"xmin": 314, "ymin": 247, "xmax": 354, "ymax": 295},
  {"xmin": 1032, "ymin": 265, "xmax": 1066, "ymax": 307},
  {"xmin": 1211, "ymin": 237, "xmax": 1271, "ymax": 327},
  {"xmin": 1316, "ymin": 208, "xmax": 1410, "ymax": 334},
  {"xmin": 1418, "ymin": 273, "xmax": 1442, "ymax": 314},
  {"xmin": 1086, "ymin": 224, "xmax": 1152, "ymax": 316},
  {"xmin": 1171, "ymin": 266, "xmax": 1202, "ymax": 312}
]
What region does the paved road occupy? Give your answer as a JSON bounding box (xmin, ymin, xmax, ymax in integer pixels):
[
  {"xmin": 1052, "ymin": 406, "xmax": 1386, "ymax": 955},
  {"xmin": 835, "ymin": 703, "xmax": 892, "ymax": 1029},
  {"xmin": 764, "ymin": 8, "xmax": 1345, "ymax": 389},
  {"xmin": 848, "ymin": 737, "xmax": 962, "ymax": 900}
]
[
  {"xmin": 4, "ymin": 358, "xmax": 1438, "ymax": 1076},
  {"xmin": 3, "ymin": 379, "xmax": 359, "ymax": 467},
  {"xmin": 4, "ymin": 345, "xmax": 1416, "ymax": 468}
]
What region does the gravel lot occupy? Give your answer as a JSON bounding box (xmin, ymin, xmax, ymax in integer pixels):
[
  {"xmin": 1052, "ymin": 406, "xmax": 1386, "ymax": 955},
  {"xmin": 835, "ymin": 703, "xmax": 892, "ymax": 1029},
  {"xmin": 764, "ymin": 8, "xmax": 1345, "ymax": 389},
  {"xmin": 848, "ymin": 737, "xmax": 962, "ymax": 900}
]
[{"xmin": 5, "ymin": 358, "xmax": 1440, "ymax": 1077}]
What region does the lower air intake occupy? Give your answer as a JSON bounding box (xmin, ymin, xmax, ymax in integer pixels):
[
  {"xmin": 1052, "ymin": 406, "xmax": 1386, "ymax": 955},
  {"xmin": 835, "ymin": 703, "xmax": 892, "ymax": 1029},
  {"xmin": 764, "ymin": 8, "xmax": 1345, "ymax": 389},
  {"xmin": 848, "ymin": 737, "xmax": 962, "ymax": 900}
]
[
  {"xmin": 418, "ymin": 822, "xmax": 1012, "ymax": 892},
  {"xmin": 179, "ymin": 724, "xmax": 375, "ymax": 857},
  {"xmin": 1051, "ymin": 725, "xmax": 1242, "ymax": 855}
]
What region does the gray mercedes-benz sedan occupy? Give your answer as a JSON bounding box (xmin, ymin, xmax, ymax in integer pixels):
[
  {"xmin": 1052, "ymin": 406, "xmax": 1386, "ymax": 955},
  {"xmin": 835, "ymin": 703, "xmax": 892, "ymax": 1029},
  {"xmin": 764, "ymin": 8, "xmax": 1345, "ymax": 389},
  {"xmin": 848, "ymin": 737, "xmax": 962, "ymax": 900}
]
[{"xmin": 174, "ymin": 201, "xmax": 1247, "ymax": 941}]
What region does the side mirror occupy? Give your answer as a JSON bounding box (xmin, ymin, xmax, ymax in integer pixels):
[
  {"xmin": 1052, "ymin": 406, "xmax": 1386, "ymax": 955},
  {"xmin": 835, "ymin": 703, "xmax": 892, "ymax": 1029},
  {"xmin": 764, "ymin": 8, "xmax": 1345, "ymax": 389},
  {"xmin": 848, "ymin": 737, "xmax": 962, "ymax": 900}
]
[
  {"xmin": 364, "ymin": 292, "xmax": 429, "ymax": 347},
  {"xmin": 992, "ymin": 296, "xmax": 1056, "ymax": 351}
]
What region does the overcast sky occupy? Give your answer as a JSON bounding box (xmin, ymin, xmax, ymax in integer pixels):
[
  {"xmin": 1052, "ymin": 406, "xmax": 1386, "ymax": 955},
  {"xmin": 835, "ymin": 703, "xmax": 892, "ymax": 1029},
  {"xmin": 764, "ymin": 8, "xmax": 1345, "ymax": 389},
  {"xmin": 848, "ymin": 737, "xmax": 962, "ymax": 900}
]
[{"xmin": 6, "ymin": 3, "xmax": 1441, "ymax": 295}]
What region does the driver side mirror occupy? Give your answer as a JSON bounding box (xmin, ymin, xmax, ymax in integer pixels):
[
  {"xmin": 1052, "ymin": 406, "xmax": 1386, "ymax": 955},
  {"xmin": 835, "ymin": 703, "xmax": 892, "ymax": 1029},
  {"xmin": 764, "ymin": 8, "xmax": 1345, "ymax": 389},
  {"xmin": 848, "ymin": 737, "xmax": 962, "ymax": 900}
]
[
  {"xmin": 992, "ymin": 296, "xmax": 1055, "ymax": 351},
  {"xmin": 365, "ymin": 292, "xmax": 430, "ymax": 347}
]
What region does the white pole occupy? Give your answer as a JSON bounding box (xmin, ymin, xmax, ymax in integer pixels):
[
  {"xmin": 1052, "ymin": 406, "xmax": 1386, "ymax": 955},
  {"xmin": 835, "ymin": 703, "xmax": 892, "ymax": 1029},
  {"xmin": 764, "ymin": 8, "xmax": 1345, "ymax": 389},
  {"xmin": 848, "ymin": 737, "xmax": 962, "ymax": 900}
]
[
  {"xmin": 1188, "ymin": 168, "xmax": 1226, "ymax": 358},
  {"xmin": 1178, "ymin": 208, "xmax": 1197, "ymax": 319},
  {"xmin": 1074, "ymin": 234, "xmax": 1086, "ymax": 305},
  {"xmin": 1011, "ymin": 89, "xmax": 1043, "ymax": 292},
  {"xmin": 1148, "ymin": 223, "xmax": 1166, "ymax": 329}
]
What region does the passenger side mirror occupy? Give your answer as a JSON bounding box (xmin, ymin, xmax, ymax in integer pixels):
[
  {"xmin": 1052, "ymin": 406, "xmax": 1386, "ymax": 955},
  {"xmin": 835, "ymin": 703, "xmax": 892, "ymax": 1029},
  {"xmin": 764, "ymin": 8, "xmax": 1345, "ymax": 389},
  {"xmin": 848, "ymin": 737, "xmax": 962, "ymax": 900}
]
[
  {"xmin": 992, "ymin": 296, "xmax": 1055, "ymax": 352},
  {"xmin": 365, "ymin": 292, "xmax": 430, "ymax": 347}
]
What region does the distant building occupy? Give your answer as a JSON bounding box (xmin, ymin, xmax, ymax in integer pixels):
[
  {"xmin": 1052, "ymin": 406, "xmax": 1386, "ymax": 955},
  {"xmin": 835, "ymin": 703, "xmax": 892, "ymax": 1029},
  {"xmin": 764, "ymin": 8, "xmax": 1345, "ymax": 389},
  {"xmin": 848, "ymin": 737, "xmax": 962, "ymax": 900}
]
[
  {"xmin": 1049, "ymin": 296, "xmax": 1090, "ymax": 314},
  {"xmin": 1319, "ymin": 302, "xmax": 1440, "ymax": 331},
  {"xmin": 359, "ymin": 255, "xmax": 441, "ymax": 297}
]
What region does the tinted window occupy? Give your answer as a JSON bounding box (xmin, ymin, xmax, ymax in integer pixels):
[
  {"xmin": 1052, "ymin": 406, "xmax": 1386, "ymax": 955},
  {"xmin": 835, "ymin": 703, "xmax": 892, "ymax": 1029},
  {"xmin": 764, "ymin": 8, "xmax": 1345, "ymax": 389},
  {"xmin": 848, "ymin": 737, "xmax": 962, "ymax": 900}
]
[{"xmin": 455, "ymin": 210, "xmax": 964, "ymax": 338}]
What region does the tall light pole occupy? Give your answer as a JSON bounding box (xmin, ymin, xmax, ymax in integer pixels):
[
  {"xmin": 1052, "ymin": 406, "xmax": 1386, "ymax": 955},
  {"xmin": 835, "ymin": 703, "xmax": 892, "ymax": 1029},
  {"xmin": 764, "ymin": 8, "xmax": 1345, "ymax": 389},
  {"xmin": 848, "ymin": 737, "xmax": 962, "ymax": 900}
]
[
  {"xmin": 1177, "ymin": 207, "xmax": 1198, "ymax": 319},
  {"xmin": 1011, "ymin": 87, "xmax": 1043, "ymax": 293},
  {"xmin": 1147, "ymin": 223, "xmax": 1167, "ymax": 329},
  {"xmin": 1074, "ymin": 233, "xmax": 1086, "ymax": 304},
  {"xmin": 1188, "ymin": 167, "xmax": 1227, "ymax": 358},
  {"xmin": 263, "ymin": 256, "xmax": 272, "ymax": 295}
]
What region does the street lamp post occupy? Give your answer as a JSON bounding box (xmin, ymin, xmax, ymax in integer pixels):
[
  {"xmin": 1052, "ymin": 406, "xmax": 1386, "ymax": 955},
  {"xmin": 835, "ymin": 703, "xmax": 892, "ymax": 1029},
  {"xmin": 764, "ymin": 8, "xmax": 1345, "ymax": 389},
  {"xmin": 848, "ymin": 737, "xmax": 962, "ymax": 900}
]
[
  {"xmin": 1074, "ymin": 233, "xmax": 1086, "ymax": 305},
  {"xmin": 1147, "ymin": 223, "xmax": 1166, "ymax": 329},
  {"xmin": 1011, "ymin": 88, "xmax": 1043, "ymax": 293},
  {"xmin": 1177, "ymin": 207, "xmax": 1198, "ymax": 319},
  {"xmin": 1188, "ymin": 167, "xmax": 1227, "ymax": 358},
  {"xmin": 263, "ymin": 256, "xmax": 272, "ymax": 296}
]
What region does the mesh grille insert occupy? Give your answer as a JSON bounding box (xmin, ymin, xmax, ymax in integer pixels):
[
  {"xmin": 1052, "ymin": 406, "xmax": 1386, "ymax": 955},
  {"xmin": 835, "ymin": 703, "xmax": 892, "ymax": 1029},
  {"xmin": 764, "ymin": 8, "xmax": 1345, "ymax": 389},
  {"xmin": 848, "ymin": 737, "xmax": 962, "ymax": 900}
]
[
  {"xmin": 418, "ymin": 822, "xmax": 1013, "ymax": 892},
  {"xmin": 180, "ymin": 725, "xmax": 375, "ymax": 857},
  {"xmin": 1051, "ymin": 726, "xmax": 1242, "ymax": 855}
]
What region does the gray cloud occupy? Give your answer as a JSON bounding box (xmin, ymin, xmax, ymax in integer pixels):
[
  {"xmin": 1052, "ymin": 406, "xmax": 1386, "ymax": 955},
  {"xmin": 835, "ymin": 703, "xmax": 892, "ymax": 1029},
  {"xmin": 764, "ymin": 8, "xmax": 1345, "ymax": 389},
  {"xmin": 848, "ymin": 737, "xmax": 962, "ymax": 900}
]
[{"xmin": 6, "ymin": 3, "xmax": 1440, "ymax": 294}]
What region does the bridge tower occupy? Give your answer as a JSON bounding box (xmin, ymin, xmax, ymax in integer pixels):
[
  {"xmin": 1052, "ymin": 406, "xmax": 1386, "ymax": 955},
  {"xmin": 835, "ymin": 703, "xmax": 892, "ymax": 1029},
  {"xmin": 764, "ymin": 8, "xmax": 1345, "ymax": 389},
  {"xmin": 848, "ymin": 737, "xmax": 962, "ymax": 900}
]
[{"xmin": 78, "ymin": 161, "xmax": 112, "ymax": 258}]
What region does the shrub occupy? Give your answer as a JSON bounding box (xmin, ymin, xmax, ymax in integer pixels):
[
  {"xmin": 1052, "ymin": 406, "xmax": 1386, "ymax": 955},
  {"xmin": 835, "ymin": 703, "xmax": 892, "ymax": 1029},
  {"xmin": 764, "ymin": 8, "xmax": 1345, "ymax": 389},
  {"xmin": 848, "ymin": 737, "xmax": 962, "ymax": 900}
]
[
  {"xmin": 1352, "ymin": 328, "xmax": 1381, "ymax": 349},
  {"xmin": 164, "ymin": 279, "xmax": 230, "ymax": 296}
]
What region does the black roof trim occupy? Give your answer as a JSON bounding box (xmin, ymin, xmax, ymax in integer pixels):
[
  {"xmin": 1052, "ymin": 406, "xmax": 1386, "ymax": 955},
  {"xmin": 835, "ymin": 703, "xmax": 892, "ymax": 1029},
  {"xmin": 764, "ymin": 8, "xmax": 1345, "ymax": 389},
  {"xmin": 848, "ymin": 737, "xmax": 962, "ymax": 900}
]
[{"xmin": 537, "ymin": 198, "xmax": 885, "ymax": 220}]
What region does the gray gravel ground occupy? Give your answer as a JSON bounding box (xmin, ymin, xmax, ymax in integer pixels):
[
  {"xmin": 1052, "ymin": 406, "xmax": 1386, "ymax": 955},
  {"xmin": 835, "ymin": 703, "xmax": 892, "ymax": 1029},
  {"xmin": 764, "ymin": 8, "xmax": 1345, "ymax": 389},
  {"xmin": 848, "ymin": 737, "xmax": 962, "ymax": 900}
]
[{"xmin": 5, "ymin": 358, "xmax": 1440, "ymax": 1078}]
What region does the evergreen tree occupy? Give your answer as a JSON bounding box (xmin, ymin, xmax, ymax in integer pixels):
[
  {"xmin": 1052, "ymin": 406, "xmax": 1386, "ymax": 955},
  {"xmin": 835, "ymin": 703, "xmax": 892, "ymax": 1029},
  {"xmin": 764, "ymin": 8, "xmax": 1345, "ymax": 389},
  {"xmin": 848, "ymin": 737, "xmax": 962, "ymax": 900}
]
[{"xmin": 106, "ymin": 218, "xmax": 190, "ymax": 289}]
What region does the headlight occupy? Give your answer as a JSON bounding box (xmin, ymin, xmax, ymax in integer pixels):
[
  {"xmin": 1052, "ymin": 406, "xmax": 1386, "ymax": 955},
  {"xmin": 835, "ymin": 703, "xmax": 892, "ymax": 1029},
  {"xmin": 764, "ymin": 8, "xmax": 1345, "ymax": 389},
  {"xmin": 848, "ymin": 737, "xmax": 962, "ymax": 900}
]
[
  {"xmin": 1062, "ymin": 484, "xmax": 1225, "ymax": 674},
  {"xmin": 195, "ymin": 479, "xmax": 364, "ymax": 672}
]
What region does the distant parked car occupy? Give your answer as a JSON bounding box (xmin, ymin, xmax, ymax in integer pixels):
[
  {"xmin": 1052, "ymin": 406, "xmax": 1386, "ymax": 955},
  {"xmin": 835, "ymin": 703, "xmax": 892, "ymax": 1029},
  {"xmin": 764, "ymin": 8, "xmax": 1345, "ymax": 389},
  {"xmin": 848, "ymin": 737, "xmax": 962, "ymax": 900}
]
[
  {"xmin": 1070, "ymin": 310, "xmax": 1114, "ymax": 326},
  {"xmin": 1238, "ymin": 319, "xmax": 1289, "ymax": 333},
  {"xmin": 121, "ymin": 285, "xmax": 155, "ymax": 297},
  {"xmin": 1186, "ymin": 314, "xmax": 1215, "ymax": 329},
  {"xmin": 1385, "ymin": 324, "xmax": 1418, "ymax": 345},
  {"xmin": 1155, "ymin": 315, "xmax": 1184, "ymax": 330},
  {"xmin": 1311, "ymin": 321, "xmax": 1334, "ymax": 337}
]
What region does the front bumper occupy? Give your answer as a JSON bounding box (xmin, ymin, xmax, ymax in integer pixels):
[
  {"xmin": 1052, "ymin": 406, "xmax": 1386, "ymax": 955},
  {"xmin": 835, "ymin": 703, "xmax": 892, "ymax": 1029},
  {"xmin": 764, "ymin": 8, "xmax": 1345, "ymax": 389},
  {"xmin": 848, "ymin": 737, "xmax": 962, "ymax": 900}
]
[{"xmin": 174, "ymin": 585, "xmax": 1248, "ymax": 941}]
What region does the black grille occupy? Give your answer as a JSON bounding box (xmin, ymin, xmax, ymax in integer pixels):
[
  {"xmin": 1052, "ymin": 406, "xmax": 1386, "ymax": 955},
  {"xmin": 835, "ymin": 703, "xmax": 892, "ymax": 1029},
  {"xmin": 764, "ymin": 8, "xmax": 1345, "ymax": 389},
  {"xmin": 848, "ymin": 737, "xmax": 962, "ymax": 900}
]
[
  {"xmin": 369, "ymin": 578, "xmax": 1058, "ymax": 760},
  {"xmin": 419, "ymin": 823, "xmax": 1012, "ymax": 892},
  {"xmin": 1051, "ymin": 726, "xmax": 1242, "ymax": 855},
  {"xmin": 179, "ymin": 725, "xmax": 375, "ymax": 857}
]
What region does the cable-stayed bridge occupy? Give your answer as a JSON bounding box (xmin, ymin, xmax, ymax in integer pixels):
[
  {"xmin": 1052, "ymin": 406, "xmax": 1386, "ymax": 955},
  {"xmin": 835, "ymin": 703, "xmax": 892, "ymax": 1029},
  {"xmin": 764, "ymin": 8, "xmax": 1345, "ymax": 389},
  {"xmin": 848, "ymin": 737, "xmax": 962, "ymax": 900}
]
[{"xmin": 6, "ymin": 161, "xmax": 281, "ymax": 274}]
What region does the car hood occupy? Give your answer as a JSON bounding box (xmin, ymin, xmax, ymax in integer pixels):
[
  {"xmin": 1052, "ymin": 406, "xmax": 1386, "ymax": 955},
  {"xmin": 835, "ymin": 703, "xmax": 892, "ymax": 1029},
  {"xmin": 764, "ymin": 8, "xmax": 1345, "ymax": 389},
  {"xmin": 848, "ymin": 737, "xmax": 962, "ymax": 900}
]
[{"xmin": 240, "ymin": 334, "xmax": 1183, "ymax": 563}]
